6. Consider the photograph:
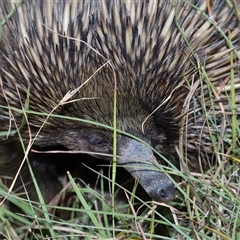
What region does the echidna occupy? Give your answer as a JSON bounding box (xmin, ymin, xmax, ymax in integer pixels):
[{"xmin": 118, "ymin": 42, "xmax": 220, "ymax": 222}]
[{"xmin": 0, "ymin": 0, "xmax": 239, "ymax": 203}]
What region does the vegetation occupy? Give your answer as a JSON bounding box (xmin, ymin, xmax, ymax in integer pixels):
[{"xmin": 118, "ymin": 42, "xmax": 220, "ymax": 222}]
[{"xmin": 0, "ymin": 0, "xmax": 239, "ymax": 239}]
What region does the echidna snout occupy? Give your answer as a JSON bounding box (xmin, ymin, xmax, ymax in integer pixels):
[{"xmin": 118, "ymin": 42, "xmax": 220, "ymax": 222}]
[{"xmin": 119, "ymin": 139, "xmax": 175, "ymax": 202}]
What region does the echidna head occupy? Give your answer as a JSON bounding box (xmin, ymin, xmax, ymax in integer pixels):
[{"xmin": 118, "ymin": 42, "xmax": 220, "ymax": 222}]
[{"xmin": 31, "ymin": 93, "xmax": 176, "ymax": 202}]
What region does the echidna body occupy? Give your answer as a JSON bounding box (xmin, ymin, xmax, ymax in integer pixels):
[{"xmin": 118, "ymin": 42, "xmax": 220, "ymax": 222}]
[{"xmin": 0, "ymin": 1, "xmax": 239, "ymax": 202}]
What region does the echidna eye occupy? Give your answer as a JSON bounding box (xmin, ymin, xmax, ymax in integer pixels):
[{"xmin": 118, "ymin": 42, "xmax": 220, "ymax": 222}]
[
  {"xmin": 94, "ymin": 139, "xmax": 109, "ymax": 148},
  {"xmin": 88, "ymin": 134, "xmax": 110, "ymax": 148}
]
